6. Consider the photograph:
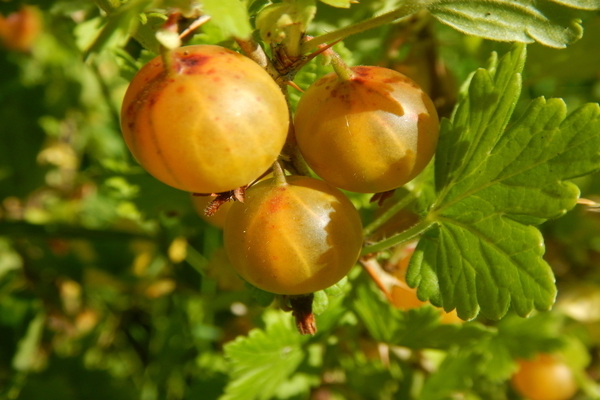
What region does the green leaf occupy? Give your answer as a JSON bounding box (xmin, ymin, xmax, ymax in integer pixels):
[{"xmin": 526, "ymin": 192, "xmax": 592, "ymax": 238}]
[
  {"xmin": 312, "ymin": 290, "xmax": 329, "ymax": 315},
  {"xmin": 477, "ymin": 312, "xmax": 564, "ymax": 381},
  {"xmin": 221, "ymin": 310, "xmax": 308, "ymax": 400},
  {"xmin": 419, "ymin": 348, "xmax": 483, "ymax": 400},
  {"xmin": 255, "ymin": 0, "xmax": 317, "ymax": 44},
  {"xmin": 352, "ymin": 280, "xmax": 492, "ymax": 348},
  {"xmin": 12, "ymin": 313, "xmax": 45, "ymax": 372},
  {"xmin": 245, "ymin": 282, "xmax": 276, "ymax": 307},
  {"xmin": 407, "ymin": 43, "xmax": 600, "ymax": 320},
  {"xmin": 428, "ymin": 0, "xmax": 585, "ymax": 48},
  {"xmin": 85, "ymin": 0, "xmax": 148, "ymax": 58},
  {"xmin": 318, "ymin": 0, "xmax": 354, "ymax": 9},
  {"xmin": 201, "ymin": 0, "xmax": 253, "ymax": 39},
  {"xmin": 549, "ymin": 0, "xmax": 600, "ymax": 10}
]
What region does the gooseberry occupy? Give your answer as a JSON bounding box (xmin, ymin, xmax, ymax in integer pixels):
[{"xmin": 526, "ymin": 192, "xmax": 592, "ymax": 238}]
[
  {"xmin": 0, "ymin": 5, "xmax": 42, "ymax": 53},
  {"xmin": 120, "ymin": 45, "xmax": 289, "ymax": 194},
  {"xmin": 294, "ymin": 66, "xmax": 439, "ymax": 193},
  {"xmin": 511, "ymin": 353, "xmax": 577, "ymax": 400},
  {"xmin": 223, "ymin": 175, "xmax": 363, "ymax": 295}
]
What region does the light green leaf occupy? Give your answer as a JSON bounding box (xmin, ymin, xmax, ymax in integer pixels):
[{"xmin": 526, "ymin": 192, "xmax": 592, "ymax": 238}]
[
  {"xmin": 86, "ymin": 0, "xmax": 152, "ymax": 58},
  {"xmin": 319, "ymin": 0, "xmax": 354, "ymax": 9},
  {"xmin": 312, "ymin": 291, "xmax": 329, "ymax": 315},
  {"xmin": 201, "ymin": 0, "xmax": 253, "ymax": 39},
  {"xmin": 255, "ymin": 0, "xmax": 316, "ymax": 44},
  {"xmin": 221, "ymin": 310, "xmax": 308, "ymax": 400},
  {"xmin": 12, "ymin": 313, "xmax": 45, "ymax": 372},
  {"xmin": 550, "ymin": 0, "xmax": 600, "ymax": 9},
  {"xmin": 428, "ymin": 0, "xmax": 584, "ymax": 48},
  {"xmin": 407, "ymin": 43, "xmax": 600, "ymax": 320},
  {"xmin": 245, "ymin": 282, "xmax": 275, "ymax": 307},
  {"xmin": 419, "ymin": 348, "xmax": 483, "ymax": 400}
]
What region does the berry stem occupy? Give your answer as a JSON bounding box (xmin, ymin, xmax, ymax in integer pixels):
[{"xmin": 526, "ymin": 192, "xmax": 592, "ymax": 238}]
[
  {"xmin": 359, "ymin": 257, "xmax": 394, "ymax": 303},
  {"xmin": 272, "ymin": 160, "xmax": 288, "ymax": 185},
  {"xmin": 300, "ymin": 2, "xmax": 426, "ymax": 54},
  {"xmin": 329, "ymin": 49, "xmax": 355, "ymax": 81},
  {"xmin": 363, "ymin": 191, "xmax": 417, "ymax": 237},
  {"xmin": 361, "ymin": 217, "xmax": 434, "ymax": 255},
  {"xmin": 235, "ymin": 37, "xmax": 282, "ymax": 84},
  {"xmin": 283, "ymin": 23, "xmax": 303, "ymax": 61}
]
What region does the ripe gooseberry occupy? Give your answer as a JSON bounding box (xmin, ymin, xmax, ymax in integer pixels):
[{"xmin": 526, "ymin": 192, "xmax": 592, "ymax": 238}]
[
  {"xmin": 294, "ymin": 66, "xmax": 439, "ymax": 193},
  {"xmin": 511, "ymin": 353, "xmax": 578, "ymax": 400},
  {"xmin": 0, "ymin": 6, "xmax": 42, "ymax": 52},
  {"xmin": 120, "ymin": 45, "xmax": 289, "ymax": 194},
  {"xmin": 223, "ymin": 175, "xmax": 363, "ymax": 295}
]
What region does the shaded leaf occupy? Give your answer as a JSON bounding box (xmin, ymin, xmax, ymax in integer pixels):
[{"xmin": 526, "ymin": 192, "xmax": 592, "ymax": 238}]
[
  {"xmin": 428, "ymin": 0, "xmax": 584, "ymax": 48},
  {"xmin": 352, "ymin": 281, "xmax": 492, "ymax": 348}
]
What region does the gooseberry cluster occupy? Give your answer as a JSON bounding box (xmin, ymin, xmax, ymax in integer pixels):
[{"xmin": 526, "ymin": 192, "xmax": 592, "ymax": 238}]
[{"xmin": 120, "ymin": 44, "xmax": 439, "ymax": 299}]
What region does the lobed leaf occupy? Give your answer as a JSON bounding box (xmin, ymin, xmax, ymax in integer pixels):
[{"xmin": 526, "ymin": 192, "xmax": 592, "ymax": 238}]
[
  {"xmin": 407, "ymin": 43, "xmax": 600, "ymax": 320},
  {"xmin": 428, "ymin": 0, "xmax": 585, "ymax": 48},
  {"xmin": 221, "ymin": 311, "xmax": 308, "ymax": 400}
]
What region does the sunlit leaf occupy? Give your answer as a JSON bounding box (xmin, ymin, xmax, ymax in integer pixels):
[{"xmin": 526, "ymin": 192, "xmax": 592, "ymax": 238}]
[
  {"xmin": 408, "ymin": 44, "xmax": 600, "ymax": 320},
  {"xmin": 221, "ymin": 311, "xmax": 308, "ymax": 400}
]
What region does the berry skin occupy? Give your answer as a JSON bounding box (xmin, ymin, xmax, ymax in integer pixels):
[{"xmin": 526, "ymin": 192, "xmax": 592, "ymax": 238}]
[
  {"xmin": 223, "ymin": 175, "xmax": 363, "ymax": 295},
  {"xmin": 511, "ymin": 353, "xmax": 577, "ymax": 400},
  {"xmin": 121, "ymin": 45, "xmax": 289, "ymax": 194},
  {"xmin": 294, "ymin": 66, "xmax": 439, "ymax": 193},
  {"xmin": 0, "ymin": 6, "xmax": 42, "ymax": 53}
]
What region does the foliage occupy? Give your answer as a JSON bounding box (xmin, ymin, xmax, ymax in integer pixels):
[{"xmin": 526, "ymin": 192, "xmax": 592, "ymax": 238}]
[{"xmin": 1, "ymin": 0, "xmax": 600, "ymax": 399}]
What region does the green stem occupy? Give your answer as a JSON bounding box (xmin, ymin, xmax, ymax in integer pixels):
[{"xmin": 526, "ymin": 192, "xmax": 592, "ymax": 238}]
[
  {"xmin": 283, "ymin": 24, "xmax": 303, "ymax": 60},
  {"xmin": 361, "ymin": 217, "xmax": 434, "ymax": 256},
  {"xmin": 363, "ymin": 191, "xmax": 417, "ymax": 237},
  {"xmin": 330, "ymin": 50, "xmax": 354, "ymax": 81},
  {"xmin": 300, "ymin": 3, "xmax": 426, "ymax": 54},
  {"xmin": 272, "ymin": 160, "xmax": 288, "ymax": 185}
]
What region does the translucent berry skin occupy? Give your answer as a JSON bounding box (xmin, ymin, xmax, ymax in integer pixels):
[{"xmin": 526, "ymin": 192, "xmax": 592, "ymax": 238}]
[
  {"xmin": 223, "ymin": 176, "xmax": 363, "ymax": 295},
  {"xmin": 294, "ymin": 66, "xmax": 439, "ymax": 193},
  {"xmin": 511, "ymin": 354, "xmax": 577, "ymax": 400},
  {"xmin": 120, "ymin": 45, "xmax": 289, "ymax": 194}
]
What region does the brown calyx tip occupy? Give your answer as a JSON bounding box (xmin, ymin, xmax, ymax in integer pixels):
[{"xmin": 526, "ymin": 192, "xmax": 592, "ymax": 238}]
[
  {"xmin": 203, "ymin": 186, "xmax": 247, "ymax": 216},
  {"xmin": 289, "ymin": 294, "xmax": 317, "ymax": 335},
  {"xmin": 370, "ymin": 189, "xmax": 396, "ymax": 206}
]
